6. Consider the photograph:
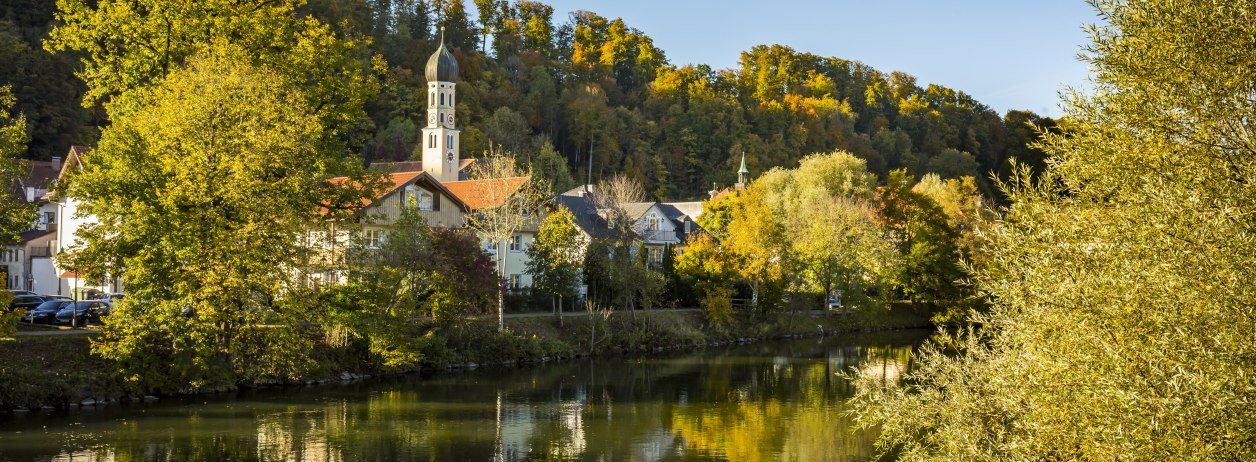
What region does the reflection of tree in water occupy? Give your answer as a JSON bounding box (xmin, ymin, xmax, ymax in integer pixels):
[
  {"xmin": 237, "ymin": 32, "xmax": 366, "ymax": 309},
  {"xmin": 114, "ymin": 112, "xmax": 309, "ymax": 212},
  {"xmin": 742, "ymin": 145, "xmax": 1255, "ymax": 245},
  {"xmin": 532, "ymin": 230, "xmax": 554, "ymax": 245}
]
[{"xmin": 3, "ymin": 331, "xmax": 926, "ymax": 462}]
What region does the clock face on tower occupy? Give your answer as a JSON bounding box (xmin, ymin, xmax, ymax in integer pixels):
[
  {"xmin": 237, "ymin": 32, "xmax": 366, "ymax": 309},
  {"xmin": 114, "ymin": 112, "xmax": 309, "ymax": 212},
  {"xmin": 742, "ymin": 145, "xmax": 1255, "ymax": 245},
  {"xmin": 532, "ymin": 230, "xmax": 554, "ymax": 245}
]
[
  {"xmin": 446, "ymin": 113, "xmax": 456, "ymax": 128},
  {"xmin": 446, "ymin": 150, "xmax": 455, "ymax": 163},
  {"xmin": 428, "ymin": 113, "xmax": 437, "ymax": 127}
]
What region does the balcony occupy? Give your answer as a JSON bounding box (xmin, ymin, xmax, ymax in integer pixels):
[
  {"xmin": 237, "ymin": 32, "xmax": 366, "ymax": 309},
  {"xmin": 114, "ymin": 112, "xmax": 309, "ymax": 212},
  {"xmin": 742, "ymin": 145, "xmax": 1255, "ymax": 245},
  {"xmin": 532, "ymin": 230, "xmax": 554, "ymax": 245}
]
[{"xmin": 637, "ymin": 228, "xmax": 677, "ymax": 244}]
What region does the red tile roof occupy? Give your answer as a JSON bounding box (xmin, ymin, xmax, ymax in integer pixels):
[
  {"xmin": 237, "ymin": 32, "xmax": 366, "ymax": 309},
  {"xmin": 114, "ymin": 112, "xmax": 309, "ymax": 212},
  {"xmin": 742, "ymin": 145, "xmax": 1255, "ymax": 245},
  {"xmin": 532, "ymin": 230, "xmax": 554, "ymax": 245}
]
[{"xmin": 442, "ymin": 177, "xmax": 529, "ymax": 210}]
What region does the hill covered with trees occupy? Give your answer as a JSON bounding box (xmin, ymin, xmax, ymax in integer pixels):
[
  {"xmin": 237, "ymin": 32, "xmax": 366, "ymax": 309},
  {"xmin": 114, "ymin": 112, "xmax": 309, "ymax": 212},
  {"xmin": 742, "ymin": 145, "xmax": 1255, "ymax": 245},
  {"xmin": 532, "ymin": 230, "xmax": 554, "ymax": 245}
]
[{"xmin": 1, "ymin": 0, "xmax": 1055, "ymax": 200}]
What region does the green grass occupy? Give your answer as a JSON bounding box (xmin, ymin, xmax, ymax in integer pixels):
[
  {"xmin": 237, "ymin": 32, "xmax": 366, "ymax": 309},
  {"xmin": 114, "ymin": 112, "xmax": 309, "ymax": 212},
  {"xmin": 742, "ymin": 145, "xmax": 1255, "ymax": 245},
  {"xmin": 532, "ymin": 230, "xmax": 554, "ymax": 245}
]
[{"xmin": 0, "ymin": 334, "xmax": 137, "ymax": 408}]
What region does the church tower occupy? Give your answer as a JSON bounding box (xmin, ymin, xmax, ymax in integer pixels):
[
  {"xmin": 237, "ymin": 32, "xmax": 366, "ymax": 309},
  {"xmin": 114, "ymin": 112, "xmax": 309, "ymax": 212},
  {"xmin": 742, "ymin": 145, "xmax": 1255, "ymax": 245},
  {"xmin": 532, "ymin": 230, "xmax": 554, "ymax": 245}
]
[{"xmin": 422, "ymin": 28, "xmax": 461, "ymax": 182}]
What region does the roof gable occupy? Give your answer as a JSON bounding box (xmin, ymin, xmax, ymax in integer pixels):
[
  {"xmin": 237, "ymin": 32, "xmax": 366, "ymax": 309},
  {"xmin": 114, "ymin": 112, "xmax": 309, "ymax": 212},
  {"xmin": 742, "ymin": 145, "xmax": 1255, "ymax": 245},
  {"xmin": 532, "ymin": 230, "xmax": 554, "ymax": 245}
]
[{"xmin": 329, "ymin": 171, "xmax": 470, "ymax": 213}]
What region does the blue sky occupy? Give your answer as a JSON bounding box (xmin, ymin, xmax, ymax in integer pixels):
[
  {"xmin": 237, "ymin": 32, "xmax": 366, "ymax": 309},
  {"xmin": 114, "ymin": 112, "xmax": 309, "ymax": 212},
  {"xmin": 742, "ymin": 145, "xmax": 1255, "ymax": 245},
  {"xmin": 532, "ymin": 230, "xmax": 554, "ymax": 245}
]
[{"xmin": 493, "ymin": 1, "xmax": 1098, "ymax": 117}]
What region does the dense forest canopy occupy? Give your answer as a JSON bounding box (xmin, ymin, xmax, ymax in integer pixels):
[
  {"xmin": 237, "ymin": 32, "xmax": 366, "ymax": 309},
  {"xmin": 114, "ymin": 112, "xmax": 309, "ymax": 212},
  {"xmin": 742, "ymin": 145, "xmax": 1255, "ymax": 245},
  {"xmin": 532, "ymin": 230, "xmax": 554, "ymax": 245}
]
[{"xmin": 2, "ymin": 0, "xmax": 1054, "ymax": 200}]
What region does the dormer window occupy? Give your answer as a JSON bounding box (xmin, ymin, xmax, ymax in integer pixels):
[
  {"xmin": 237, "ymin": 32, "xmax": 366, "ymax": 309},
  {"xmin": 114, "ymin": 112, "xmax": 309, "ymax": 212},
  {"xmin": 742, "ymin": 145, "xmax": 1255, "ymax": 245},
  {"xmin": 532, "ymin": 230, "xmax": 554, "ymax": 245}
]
[{"xmin": 647, "ymin": 213, "xmax": 660, "ymax": 232}]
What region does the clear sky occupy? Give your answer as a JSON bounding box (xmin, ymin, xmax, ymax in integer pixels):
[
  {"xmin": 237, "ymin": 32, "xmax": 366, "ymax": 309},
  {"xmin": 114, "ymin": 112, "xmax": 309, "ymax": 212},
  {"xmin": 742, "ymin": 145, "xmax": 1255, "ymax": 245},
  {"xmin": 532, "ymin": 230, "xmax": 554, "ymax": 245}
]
[{"xmin": 494, "ymin": 1, "xmax": 1099, "ymax": 117}]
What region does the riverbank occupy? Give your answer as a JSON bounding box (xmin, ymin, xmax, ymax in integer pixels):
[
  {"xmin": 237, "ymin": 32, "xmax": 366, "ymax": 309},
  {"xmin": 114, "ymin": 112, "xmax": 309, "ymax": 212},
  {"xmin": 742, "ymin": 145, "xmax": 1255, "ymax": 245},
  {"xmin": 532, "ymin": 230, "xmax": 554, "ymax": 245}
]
[{"xmin": 0, "ymin": 305, "xmax": 935, "ymax": 411}]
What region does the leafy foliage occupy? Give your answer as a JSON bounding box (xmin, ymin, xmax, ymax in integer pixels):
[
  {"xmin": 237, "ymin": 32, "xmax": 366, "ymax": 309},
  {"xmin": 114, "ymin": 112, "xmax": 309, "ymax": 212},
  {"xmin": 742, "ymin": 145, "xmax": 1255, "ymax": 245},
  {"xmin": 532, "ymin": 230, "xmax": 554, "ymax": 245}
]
[
  {"xmin": 524, "ymin": 206, "xmax": 582, "ymax": 310},
  {"xmin": 67, "ymin": 45, "xmax": 376, "ymax": 391},
  {"xmin": 0, "ymin": 85, "xmax": 33, "ymax": 242},
  {"xmin": 853, "ymin": 0, "xmax": 1256, "ymax": 459}
]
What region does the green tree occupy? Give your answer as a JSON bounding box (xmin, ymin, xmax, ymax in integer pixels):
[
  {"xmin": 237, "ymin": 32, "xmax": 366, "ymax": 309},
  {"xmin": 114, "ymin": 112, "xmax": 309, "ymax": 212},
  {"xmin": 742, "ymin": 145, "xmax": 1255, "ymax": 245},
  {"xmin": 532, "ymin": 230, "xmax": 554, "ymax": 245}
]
[
  {"xmin": 46, "ymin": 0, "xmax": 379, "ymax": 142},
  {"xmin": 529, "ymin": 138, "xmax": 575, "ymax": 194},
  {"xmin": 525, "ymin": 207, "xmax": 583, "ymax": 324},
  {"xmin": 329, "ymin": 202, "xmax": 437, "ymax": 370},
  {"xmin": 69, "ymin": 49, "xmax": 377, "ymax": 391},
  {"xmin": 0, "ymin": 85, "xmax": 32, "ymax": 337},
  {"xmin": 0, "ymin": 86, "xmax": 32, "ymax": 243},
  {"xmin": 877, "ymin": 169, "xmax": 964, "ymax": 306},
  {"xmin": 854, "ymin": 0, "xmax": 1256, "ymax": 459}
]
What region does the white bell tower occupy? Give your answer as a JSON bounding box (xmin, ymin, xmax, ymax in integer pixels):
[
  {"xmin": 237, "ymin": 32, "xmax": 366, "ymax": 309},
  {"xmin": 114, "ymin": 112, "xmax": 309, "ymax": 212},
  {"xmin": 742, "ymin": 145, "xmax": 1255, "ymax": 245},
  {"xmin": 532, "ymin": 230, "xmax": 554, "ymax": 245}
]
[{"xmin": 422, "ymin": 28, "xmax": 461, "ymax": 182}]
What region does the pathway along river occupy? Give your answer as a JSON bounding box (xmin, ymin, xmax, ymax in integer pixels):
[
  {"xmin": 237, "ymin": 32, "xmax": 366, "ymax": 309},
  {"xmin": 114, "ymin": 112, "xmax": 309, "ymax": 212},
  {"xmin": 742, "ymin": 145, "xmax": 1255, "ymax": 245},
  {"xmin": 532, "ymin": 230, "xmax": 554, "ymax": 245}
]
[{"xmin": 0, "ymin": 330, "xmax": 929, "ymax": 461}]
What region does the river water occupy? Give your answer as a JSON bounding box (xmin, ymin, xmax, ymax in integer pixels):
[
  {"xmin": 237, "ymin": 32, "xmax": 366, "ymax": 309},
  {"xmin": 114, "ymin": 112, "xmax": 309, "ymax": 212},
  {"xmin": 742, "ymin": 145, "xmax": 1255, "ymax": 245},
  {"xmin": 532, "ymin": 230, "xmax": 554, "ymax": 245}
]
[{"xmin": 0, "ymin": 330, "xmax": 928, "ymax": 461}]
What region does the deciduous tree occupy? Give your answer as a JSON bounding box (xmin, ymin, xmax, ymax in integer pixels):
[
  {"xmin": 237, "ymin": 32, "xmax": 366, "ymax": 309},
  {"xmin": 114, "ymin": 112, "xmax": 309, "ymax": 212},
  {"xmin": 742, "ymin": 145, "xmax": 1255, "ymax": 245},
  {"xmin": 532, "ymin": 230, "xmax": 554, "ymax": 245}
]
[{"xmin": 854, "ymin": 0, "xmax": 1256, "ymax": 458}]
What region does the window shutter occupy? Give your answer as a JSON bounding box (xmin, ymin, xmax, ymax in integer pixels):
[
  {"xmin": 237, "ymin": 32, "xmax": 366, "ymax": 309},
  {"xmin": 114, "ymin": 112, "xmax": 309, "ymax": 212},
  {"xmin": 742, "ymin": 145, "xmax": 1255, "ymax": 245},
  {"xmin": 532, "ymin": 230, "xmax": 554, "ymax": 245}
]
[{"xmin": 434, "ymin": 192, "xmax": 441, "ymax": 211}]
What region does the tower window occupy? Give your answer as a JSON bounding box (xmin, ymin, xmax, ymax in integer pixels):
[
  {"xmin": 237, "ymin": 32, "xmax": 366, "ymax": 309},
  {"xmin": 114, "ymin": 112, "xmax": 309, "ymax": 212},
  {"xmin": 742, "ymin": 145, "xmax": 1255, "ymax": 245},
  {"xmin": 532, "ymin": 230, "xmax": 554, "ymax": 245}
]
[
  {"xmin": 429, "ymin": 134, "xmax": 435, "ymax": 148},
  {"xmin": 430, "ymin": 92, "xmax": 434, "ymax": 106},
  {"xmin": 447, "ymin": 134, "xmax": 453, "ymax": 146},
  {"xmin": 440, "ymin": 113, "xmax": 444, "ymax": 124},
  {"xmin": 440, "ymin": 93, "xmax": 445, "ymax": 105}
]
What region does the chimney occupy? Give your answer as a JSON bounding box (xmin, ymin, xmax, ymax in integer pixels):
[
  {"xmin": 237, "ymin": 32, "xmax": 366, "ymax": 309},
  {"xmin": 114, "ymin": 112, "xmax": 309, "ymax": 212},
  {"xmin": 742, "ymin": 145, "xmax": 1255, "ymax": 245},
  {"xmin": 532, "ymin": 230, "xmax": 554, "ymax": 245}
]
[
  {"xmin": 25, "ymin": 187, "xmax": 34, "ymax": 203},
  {"xmin": 52, "ymin": 156, "xmax": 61, "ymax": 171}
]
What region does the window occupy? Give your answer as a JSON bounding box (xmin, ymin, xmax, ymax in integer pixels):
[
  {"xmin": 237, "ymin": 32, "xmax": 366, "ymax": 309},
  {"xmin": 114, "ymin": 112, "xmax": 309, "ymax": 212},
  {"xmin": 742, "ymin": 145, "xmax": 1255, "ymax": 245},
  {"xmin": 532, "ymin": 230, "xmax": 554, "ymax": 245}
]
[
  {"xmin": 404, "ymin": 186, "xmax": 434, "ymax": 211},
  {"xmin": 483, "ymin": 239, "xmax": 497, "ymax": 254},
  {"xmin": 509, "ymin": 234, "xmax": 523, "ymax": 252},
  {"xmin": 440, "ymin": 93, "xmax": 445, "ymax": 106},
  {"xmin": 365, "ymin": 229, "xmax": 383, "ymax": 249},
  {"xmin": 447, "ymin": 134, "xmax": 454, "ymax": 146},
  {"xmin": 647, "ymin": 213, "xmax": 660, "ymax": 231},
  {"xmin": 429, "ymin": 134, "xmax": 435, "ymax": 148},
  {"xmin": 648, "ymin": 247, "xmax": 663, "ymax": 266},
  {"xmin": 508, "ymin": 274, "xmax": 521, "ymax": 289},
  {"xmin": 429, "ymin": 91, "xmax": 434, "ymax": 106},
  {"xmin": 440, "ymin": 113, "xmax": 444, "ymax": 124}
]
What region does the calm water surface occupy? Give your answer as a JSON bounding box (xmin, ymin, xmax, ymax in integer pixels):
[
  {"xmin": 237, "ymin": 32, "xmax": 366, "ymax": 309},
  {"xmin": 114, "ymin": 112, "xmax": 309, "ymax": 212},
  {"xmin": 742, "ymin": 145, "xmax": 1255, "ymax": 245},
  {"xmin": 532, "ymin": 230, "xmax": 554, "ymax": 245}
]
[{"xmin": 0, "ymin": 330, "xmax": 928, "ymax": 461}]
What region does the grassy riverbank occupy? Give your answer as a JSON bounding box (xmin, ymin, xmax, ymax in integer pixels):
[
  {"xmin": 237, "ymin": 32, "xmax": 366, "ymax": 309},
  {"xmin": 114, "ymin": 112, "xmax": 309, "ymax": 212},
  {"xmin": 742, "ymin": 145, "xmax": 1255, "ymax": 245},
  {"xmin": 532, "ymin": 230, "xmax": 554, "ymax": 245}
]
[{"xmin": 0, "ymin": 305, "xmax": 934, "ymax": 410}]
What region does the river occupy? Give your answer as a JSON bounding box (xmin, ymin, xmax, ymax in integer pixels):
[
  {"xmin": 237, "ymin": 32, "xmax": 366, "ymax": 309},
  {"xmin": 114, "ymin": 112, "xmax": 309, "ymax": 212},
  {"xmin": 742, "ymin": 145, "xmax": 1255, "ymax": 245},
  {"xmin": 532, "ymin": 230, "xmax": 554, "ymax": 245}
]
[{"xmin": 0, "ymin": 330, "xmax": 928, "ymax": 461}]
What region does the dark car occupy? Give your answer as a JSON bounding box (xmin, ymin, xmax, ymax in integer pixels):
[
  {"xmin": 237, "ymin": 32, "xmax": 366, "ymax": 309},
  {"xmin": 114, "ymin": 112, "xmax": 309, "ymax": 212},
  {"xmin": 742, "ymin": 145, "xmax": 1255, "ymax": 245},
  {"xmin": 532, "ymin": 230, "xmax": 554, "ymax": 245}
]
[
  {"xmin": 55, "ymin": 300, "xmax": 112, "ymax": 326},
  {"xmin": 8, "ymin": 294, "xmax": 47, "ymax": 311},
  {"xmin": 22, "ymin": 300, "xmax": 71, "ymax": 324},
  {"xmin": 4, "ymin": 290, "xmax": 38, "ymax": 297}
]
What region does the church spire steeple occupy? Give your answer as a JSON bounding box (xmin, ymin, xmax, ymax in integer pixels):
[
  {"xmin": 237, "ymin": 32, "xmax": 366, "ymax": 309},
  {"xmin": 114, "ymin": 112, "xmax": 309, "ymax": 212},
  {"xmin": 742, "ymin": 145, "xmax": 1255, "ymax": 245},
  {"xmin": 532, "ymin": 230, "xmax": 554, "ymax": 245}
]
[{"xmin": 736, "ymin": 152, "xmax": 749, "ymax": 190}]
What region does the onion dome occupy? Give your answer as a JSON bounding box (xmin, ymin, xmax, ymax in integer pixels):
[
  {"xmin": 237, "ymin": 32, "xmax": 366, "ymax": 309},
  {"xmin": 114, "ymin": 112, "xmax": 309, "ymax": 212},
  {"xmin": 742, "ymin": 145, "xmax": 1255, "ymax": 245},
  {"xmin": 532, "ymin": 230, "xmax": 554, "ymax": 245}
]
[{"xmin": 425, "ymin": 28, "xmax": 459, "ymax": 83}]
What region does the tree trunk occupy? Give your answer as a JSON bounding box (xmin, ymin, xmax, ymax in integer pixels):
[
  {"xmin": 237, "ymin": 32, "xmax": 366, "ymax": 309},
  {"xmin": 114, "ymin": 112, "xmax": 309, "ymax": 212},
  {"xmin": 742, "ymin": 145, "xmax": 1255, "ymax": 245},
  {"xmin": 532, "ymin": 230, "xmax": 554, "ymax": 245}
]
[
  {"xmin": 823, "ymin": 273, "xmax": 832, "ymax": 317},
  {"xmin": 558, "ymin": 295, "xmax": 564, "ymax": 327},
  {"xmin": 751, "ymin": 279, "xmax": 760, "ymax": 313},
  {"xmin": 497, "ymin": 238, "xmax": 506, "ymax": 332}
]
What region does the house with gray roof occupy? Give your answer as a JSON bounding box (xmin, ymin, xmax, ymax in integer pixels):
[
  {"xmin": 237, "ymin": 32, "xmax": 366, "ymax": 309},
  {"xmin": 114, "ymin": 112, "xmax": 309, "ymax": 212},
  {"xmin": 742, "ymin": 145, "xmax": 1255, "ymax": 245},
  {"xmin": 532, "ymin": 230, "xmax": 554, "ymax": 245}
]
[{"xmin": 555, "ymin": 185, "xmax": 704, "ymax": 269}]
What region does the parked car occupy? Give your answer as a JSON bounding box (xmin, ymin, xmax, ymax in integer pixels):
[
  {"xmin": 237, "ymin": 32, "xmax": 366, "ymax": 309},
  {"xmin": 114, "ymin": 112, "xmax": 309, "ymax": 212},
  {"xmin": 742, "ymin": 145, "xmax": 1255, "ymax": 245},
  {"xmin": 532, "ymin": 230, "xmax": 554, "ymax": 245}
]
[
  {"xmin": 43, "ymin": 295, "xmax": 72, "ymax": 301},
  {"xmin": 22, "ymin": 300, "xmax": 72, "ymax": 324},
  {"xmin": 54, "ymin": 300, "xmax": 112, "ymax": 326},
  {"xmin": 3, "ymin": 289, "xmax": 38, "ymax": 297},
  {"xmin": 101, "ymin": 293, "xmax": 125, "ymax": 304},
  {"xmin": 8, "ymin": 294, "xmax": 47, "ymax": 311}
]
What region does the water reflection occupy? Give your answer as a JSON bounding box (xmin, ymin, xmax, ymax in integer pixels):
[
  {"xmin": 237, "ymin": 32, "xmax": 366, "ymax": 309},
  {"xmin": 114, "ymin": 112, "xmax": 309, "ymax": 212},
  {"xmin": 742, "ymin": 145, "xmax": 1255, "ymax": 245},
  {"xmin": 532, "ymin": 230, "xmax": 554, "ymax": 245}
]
[{"xmin": 0, "ymin": 330, "xmax": 926, "ymax": 462}]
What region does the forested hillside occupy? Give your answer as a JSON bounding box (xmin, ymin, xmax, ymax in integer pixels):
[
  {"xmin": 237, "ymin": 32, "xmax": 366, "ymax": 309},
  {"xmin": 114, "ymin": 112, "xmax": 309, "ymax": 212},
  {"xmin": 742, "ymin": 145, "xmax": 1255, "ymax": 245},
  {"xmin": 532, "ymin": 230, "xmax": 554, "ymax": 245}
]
[{"xmin": 1, "ymin": 0, "xmax": 1055, "ymax": 200}]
